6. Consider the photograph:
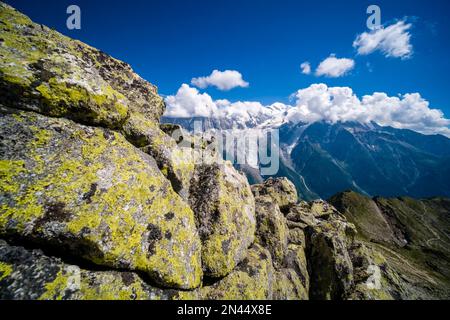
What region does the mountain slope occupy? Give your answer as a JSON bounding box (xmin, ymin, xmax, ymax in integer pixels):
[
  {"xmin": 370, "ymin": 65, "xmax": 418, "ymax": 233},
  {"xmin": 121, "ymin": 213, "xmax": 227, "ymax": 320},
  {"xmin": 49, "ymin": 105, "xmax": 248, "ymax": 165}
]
[
  {"xmin": 289, "ymin": 121, "xmax": 450, "ymax": 199},
  {"xmin": 329, "ymin": 191, "xmax": 450, "ymax": 298}
]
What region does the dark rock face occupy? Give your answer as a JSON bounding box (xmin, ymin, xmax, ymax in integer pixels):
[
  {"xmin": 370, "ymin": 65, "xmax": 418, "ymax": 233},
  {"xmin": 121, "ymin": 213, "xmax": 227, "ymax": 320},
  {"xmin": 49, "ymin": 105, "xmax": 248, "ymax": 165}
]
[{"xmin": 0, "ymin": 2, "xmax": 449, "ymax": 300}]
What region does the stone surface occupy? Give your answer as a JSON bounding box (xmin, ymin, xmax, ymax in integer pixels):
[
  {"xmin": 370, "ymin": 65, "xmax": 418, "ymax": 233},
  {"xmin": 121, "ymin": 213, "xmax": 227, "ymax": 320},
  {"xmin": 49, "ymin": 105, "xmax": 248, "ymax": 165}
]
[
  {"xmin": 0, "ymin": 240, "xmax": 174, "ymax": 300},
  {"xmin": 1, "ymin": 2, "xmax": 449, "ymax": 301},
  {"xmin": 189, "ymin": 161, "xmax": 256, "ymax": 278},
  {"xmin": 251, "ymin": 178, "xmax": 298, "ymax": 211},
  {"xmin": 254, "ymin": 195, "xmax": 288, "ymax": 267},
  {"xmin": 0, "ymin": 109, "xmax": 202, "ymax": 289},
  {"xmin": 177, "ymin": 244, "xmax": 275, "ymax": 300}
]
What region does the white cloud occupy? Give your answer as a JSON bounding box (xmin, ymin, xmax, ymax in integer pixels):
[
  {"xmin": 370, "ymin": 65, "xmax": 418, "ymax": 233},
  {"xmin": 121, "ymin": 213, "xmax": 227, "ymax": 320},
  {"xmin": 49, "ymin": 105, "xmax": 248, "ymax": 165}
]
[
  {"xmin": 300, "ymin": 62, "xmax": 311, "ymax": 75},
  {"xmin": 191, "ymin": 69, "xmax": 249, "ymax": 91},
  {"xmin": 164, "ymin": 84, "xmax": 286, "ymax": 125},
  {"xmin": 163, "ymin": 84, "xmax": 218, "ymax": 118},
  {"xmin": 353, "ymin": 20, "xmax": 413, "ymax": 58},
  {"xmin": 315, "ymin": 55, "xmax": 355, "ymax": 77},
  {"xmin": 164, "ymin": 83, "xmax": 450, "ymax": 137},
  {"xmin": 288, "ymin": 83, "xmax": 450, "ymax": 136}
]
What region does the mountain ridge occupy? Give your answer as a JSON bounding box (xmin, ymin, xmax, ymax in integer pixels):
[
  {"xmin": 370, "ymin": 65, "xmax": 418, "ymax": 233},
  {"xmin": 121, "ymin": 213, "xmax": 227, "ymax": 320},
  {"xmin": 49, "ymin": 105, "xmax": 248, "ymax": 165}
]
[{"xmin": 163, "ymin": 116, "xmax": 450, "ymax": 200}]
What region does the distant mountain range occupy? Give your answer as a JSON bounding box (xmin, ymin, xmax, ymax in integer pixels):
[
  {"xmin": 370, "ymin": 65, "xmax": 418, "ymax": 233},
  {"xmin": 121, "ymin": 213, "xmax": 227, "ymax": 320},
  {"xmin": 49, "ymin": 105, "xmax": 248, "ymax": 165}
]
[{"xmin": 162, "ymin": 114, "xmax": 450, "ymax": 200}]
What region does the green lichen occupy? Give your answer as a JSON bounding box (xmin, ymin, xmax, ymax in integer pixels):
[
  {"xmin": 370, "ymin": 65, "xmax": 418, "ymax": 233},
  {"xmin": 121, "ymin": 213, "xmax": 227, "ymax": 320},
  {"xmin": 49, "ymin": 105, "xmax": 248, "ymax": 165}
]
[
  {"xmin": 36, "ymin": 78, "xmax": 128, "ymax": 127},
  {"xmin": 0, "ymin": 113, "xmax": 202, "ymax": 289},
  {"xmin": 78, "ymin": 272, "xmax": 151, "ymax": 300},
  {"xmin": 199, "ymin": 245, "xmax": 273, "ymax": 300},
  {"xmin": 273, "ymin": 269, "xmax": 308, "ymax": 300},
  {"xmin": 0, "ymin": 160, "xmax": 25, "ymax": 193},
  {"xmin": 0, "ymin": 261, "xmax": 13, "ymax": 281},
  {"xmin": 38, "ymin": 270, "xmax": 70, "ymax": 300}
]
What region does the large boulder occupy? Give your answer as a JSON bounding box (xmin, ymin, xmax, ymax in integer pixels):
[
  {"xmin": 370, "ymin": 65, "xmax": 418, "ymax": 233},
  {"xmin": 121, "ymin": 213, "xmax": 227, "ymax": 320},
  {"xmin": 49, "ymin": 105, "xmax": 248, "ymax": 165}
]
[
  {"xmin": 0, "ymin": 109, "xmax": 202, "ymax": 289},
  {"xmin": 0, "ymin": 2, "xmax": 164, "ymax": 128},
  {"xmin": 123, "ymin": 113, "xmax": 196, "ymax": 200},
  {"xmin": 189, "ymin": 161, "xmax": 256, "ymax": 277},
  {"xmin": 305, "ymin": 219, "xmax": 355, "ymax": 300},
  {"xmin": 0, "ymin": 2, "xmax": 200, "ymax": 201},
  {"xmin": 273, "ymin": 268, "xmax": 308, "ymax": 300}
]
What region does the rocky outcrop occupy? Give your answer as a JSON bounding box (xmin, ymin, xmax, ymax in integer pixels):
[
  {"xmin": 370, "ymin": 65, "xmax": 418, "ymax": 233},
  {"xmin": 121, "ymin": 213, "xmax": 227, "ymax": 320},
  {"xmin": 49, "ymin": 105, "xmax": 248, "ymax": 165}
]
[{"xmin": 1, "ymin": 2, "xmax": 448, "ymax": 300}]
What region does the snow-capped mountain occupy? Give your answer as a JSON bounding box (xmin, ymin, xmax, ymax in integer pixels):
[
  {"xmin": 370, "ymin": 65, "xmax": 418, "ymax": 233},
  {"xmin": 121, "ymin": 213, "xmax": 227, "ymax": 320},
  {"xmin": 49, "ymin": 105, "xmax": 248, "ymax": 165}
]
[{"xmin": 162, "ymin": 111, "xmax": 450, "ymax": 200}]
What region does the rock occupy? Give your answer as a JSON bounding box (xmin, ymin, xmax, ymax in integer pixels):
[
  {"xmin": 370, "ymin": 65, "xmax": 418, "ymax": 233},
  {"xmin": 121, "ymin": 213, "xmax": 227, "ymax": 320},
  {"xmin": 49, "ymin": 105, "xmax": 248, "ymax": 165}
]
[
  {"xmin": 251, "ymin": 178, "xmax": 298, "ymax": 212},
  {"xmin": 189, "ymin": 161, "xmax": 256, "ymax": 277},
  {"xmin": 272, "ymin": 244, "xmax": 309, "ymax": 300},
  {"xmin": 0, "ymin": 2, "xmax": 195, "ymax": 201},
  {"xmin": 309, "ymin": 199, "xmax": 339, "ymax": 218},
  {"xmin": 273, "ymin": 269, "xmax": 308, "ymax": 300},
  {"xmin": 304, "ymin": 217, "xmax": 355, "ymax": 300},
  {"xmin": 0, "ymin": 3, "xmax": 165, "ymax": 129},
  {"xmin": 182, "ymin": 244, "xmax": 275, "ymax": 300},
  {"xmin": 123, "ymin": 113, "xmax": 195, "ymax": 200},
  {"xmin": 2, "ymin": 2, "xmax": 448, "ymax": 301},
  {"xmin": 288, "ymin": 228, "xmax": 306, "ymax": 247},
  {"xmin": 0, "ymin": 240, "xmax": 174, "ymax": 300},
  {"xmin": 0, "ymin": 109, "xmax": 202, "ymax": 289},
  {"xmin": 283, "ymin": 244, "xmax": 309, "ymax": 291},
  {"xmin": 254, "ymin": 195, "xmax": 289, "ymax": 266}
]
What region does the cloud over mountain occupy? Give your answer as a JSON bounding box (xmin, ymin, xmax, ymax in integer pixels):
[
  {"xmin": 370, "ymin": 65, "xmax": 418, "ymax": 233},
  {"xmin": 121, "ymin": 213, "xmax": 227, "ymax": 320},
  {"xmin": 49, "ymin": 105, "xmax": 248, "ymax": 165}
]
[
  {"xmin": 353, "ymin": 20, "xmax": 413, "ymax": 58},
  {"xmin": 288, "ymin": 84, "xmax": 450, "ymax": 136},
  {"xmin": 191, "ymin": 70, "xmax": 249, "ymax": 91},
  {"xmin": 164, "ymin": 83, "xmax": 450, "ymax": 137}
]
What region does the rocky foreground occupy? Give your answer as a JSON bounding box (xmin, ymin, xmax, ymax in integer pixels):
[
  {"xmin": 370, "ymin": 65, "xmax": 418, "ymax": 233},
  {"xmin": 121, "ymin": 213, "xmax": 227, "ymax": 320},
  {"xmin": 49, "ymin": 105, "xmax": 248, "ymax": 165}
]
[{"xmin": 0, "ymin": 2, "xmax": 449, "ymax": 300}]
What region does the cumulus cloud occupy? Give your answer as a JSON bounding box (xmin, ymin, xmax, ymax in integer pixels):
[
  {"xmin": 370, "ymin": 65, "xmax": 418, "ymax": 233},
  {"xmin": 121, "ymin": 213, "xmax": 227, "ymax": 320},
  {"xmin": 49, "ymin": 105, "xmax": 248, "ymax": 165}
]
[
  {"xmin": 315, "ymin": 55, "xmax": 355, "ymax": 77},
  {"xmin": 300, "ymin": 62, "xmax": 311, "ymax": 75},
  {"xmin": 164, "ymin": 84, "xmax": 218, "ymax": 118},
  {"xmin": 191, "ymin": 69, "xmax": 249, "ymax": 91},
  {"xmin": 164, "ymin": 83, "xmax": 450, "ymax": 137},
  {"xmin": 289, "ymin": 84, "xmax": 450, "ymax": 136},
  {"xmin": 353, "ymin": 20, "xmax": 413, "ymax": 58},
  {"xmin": 164, "ymin": 84, "xmax": 286, "ymax": 124}
]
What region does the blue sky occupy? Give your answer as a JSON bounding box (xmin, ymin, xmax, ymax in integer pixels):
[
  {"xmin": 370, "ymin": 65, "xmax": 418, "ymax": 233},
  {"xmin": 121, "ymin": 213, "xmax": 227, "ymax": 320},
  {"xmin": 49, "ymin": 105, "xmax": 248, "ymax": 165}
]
[{"xmin": 5, "ymin": 0, "xmax": 450, "ymax": 122}]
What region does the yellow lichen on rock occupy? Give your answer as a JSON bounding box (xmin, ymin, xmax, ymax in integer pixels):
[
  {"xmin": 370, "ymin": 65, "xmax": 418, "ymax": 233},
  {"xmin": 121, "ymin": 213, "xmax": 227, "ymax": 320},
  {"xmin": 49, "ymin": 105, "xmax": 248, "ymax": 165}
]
[
  {"xmin": 0, "ymin": 110, "xmax": 202, "ymax": 289},
  {"xmin": 189, "ymin": 161, "xmax": 256, "ymax": 278}
]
